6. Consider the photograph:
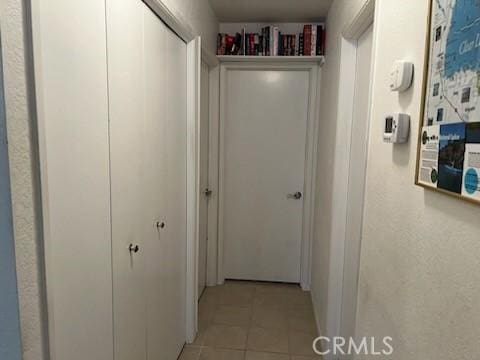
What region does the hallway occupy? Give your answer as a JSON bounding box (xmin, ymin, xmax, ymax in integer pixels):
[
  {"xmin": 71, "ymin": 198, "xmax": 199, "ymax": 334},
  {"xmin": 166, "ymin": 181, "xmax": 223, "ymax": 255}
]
[
  {"xmin": 180, "ymin": 281, "xmax": 321, "ymax": 359},
  {"xmin": 5, "ymin": 0, "xmax": 480, "ymax": 358}
]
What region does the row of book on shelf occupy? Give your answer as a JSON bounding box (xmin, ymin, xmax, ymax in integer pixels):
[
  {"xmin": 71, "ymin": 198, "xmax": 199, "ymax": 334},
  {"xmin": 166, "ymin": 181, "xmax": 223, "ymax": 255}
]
[{"xmin": 217, "ymin": 24, "xmax": 326, "ymax": 57}]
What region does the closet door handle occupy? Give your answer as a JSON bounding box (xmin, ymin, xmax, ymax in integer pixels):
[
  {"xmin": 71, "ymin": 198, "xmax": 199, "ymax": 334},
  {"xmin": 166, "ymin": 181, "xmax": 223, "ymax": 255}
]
[
  {"xmin": 156, "ymin": 221, "xmax": 166, "ymax": 229},
  {"xmin": 129, "ymin": 244, "xmax": 140, "ymax": 253},
  {"xmin": 287, "ymin": 191, "xmax": 303, "ymax": 200}
]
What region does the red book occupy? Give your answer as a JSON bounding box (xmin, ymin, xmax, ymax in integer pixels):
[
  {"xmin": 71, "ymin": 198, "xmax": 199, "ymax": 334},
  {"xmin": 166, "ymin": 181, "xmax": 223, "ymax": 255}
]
[
  {"xmin": 226, "ymin": 35, "xmax": 235, "ymax": 55},
  {"xmin": 303, "ymin": 25, "xmax": 312, "ymax": 56}
]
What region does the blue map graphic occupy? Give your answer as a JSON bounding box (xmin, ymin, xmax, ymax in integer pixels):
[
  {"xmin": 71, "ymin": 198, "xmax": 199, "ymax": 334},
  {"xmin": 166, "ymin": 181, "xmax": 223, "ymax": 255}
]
[{"xmin": 445, "ymin": 0, "xmax": 480, "ymax": 78}]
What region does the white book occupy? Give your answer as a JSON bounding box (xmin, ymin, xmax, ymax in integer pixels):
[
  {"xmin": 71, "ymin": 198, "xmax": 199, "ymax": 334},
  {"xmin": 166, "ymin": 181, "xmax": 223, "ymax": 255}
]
[
  {"xmin": 273, "ymin": 27, "xmax": 279, "ymax": 56},
  {"xmin": 311, "ymin": 24, "xmax": 317, "ymax": 56},
  {"xmin": 270, "ymin": 27, "xmax": 274, "ymax": 55}
]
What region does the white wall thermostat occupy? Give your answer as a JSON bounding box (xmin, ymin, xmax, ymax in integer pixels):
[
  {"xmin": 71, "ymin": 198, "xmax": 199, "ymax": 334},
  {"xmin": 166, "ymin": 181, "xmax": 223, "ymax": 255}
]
[
  {"xmin": 383, "ymin": 113, "xmax": 410, "ymax": 144},
  {"xmin": 389, "ymin": 60, "xmax": 414, "ymax": 92}
]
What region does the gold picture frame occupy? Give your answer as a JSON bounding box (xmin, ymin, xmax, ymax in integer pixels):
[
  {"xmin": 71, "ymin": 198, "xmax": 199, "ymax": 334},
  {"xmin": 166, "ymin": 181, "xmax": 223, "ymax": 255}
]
[{"xmin": 415, "ymin": 0, "xmax": 480, "ymax": 205}]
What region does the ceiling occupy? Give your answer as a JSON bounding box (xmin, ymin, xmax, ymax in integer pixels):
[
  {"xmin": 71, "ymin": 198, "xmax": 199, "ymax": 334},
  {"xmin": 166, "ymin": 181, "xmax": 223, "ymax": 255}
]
[{"xmin": 209, "ymin": 0, "xmax": 333, "ymax": 22}]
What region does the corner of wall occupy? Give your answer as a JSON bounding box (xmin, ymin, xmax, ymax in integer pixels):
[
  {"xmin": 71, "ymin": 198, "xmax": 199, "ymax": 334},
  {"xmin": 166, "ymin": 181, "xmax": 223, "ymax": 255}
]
[
  {"xmin": 310, "ymin": 0, "xmax": 372, "ymax": 341},
  {"xmin": 0, "ymin": 0, "xmax": 49, "ymax": 359}
]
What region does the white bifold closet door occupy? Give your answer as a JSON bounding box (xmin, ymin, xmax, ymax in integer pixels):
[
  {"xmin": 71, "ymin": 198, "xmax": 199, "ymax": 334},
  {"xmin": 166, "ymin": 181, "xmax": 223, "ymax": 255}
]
[{"xmin": 107, "ymin": 0, "xmax": 187, "ymax": 359}]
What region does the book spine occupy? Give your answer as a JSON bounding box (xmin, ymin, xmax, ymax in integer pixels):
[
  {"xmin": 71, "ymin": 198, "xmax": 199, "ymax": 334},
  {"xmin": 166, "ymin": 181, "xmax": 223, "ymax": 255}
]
[
  {"xmin": 303, "ymin": 25, "xmax": 312, "ymax": 56},
  {"xmin": 267, "ymin": 27, "xmax": 269, "ymax": 55},
  {"xmin": 273, "ymin": 27, "xmax": 279, "ymax": 56},
  {"xmin": 262, "ymin": 28, "xmax": 266, "ymax": 56},
  {"xmin": 299, "ymin": 33, "xmax": 304, "ymax": 56},
  {"xmin": 222, "ymin": 34, "xmax": 227, "ymax": 55},
  {"xmin": 251, "ymin": 34, "xmax": 255, "ymax": 55},
  {"xmin": 249, "ymin": 34, "xmax": 254, "ymax": 56},
  {"xmin": 321, "ymin": 24, "xmax": 326, "ymax": 55},
  {"xmin": 242, "ymin": 28, "xmax": 246, "ymax": 55},
  {"xmin": 311, "ymin": 25, "xmax": 317, "ymax": 56},
  {"xmin": 260, "ymin": 28, "xmax": 263, "ymax": 56},
  {"xmin": 316, "ymin": 25, "xmax": 321, "ymax": 56},
  {"xmin": 270, "ymin": 27, "xmax": 273, "ymax": 56},
  {"xmin": 244, "ymin": 33, "xmax": 247, "ymax": 56}
]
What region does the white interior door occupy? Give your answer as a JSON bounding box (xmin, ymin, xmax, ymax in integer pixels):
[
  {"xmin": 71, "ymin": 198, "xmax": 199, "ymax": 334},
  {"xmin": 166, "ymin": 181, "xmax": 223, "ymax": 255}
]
[
  {"xmin": 221, "ymin": 68, "xmax": 310, "ymax": 283},
  {"xmin": 156, "ymin": 18, "xmax": 188, "ymax": 360},
  {"xmin": 198, "ymin": 61, "xmax": 210, "ymax": 298},
  {"xmin": 32, "ymin": 0, "xmax": 114, "ymax": 358},
  {"xmin": 143, "ymin": 6, "xmax": 169, "ymax": 360},
  {"xmin": 107, "ymin": 0, "xmax": 147, "ymax": 358},
  {"xmin": 340, "ymin": 24, "xmax": 374, "ymax": 343}
]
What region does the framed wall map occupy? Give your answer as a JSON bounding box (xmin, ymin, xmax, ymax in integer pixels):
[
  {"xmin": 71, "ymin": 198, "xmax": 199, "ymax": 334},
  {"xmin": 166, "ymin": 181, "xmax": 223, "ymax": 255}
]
[{"xmin": 416, "ymin": 0, "xmax": 480, "ymax": 204}]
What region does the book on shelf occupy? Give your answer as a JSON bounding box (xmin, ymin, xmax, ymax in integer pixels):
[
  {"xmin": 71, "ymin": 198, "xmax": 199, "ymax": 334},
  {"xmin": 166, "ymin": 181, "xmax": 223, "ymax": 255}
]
[
  {"xmin": 298, "ymin": 33, "xmax": 304, "ymax": 56},
  {"xmin": 217, "ymin": 23, "xmax": 326, "ymax": 57}
]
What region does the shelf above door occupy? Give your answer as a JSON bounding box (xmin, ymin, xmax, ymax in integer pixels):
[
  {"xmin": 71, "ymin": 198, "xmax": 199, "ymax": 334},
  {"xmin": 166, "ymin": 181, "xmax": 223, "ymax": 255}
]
[{"xmin": 217, "ymin": 55, "xmax": 325, "ymax": 65}]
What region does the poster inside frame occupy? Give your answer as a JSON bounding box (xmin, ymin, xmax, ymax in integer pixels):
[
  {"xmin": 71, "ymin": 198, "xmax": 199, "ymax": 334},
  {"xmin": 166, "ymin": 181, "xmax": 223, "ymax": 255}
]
[{"xmin": 416, "ymin": 0, "xmax": 480, "ymax": 204}]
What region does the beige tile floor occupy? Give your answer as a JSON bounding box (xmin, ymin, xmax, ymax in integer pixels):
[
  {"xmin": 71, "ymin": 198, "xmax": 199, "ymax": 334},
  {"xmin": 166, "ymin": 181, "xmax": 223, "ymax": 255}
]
[{"xmin": 179, "ymin": 281, "xmax": 322, "ymax": 360}]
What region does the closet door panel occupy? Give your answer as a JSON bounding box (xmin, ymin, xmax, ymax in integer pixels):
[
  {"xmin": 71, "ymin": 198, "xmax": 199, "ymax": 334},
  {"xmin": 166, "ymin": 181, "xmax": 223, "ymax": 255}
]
[
  {"xmin": 31, "ymin": 0, "xmax": 113, "ymax": 358},
  {"xmin": 143, "ymin": 7, "xmax": 169, "ymax": 359},
  {"xmin": 106, "ymin": 0, "xmax": 147, "ymax": 359},
  {"xmin": 163, "ymin": 27, "xmax": 188, "ymax": 358}
]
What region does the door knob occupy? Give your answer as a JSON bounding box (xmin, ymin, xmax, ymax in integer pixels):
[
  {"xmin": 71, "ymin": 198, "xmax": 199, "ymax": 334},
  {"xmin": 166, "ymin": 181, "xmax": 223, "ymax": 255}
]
[
  {"xmin": 204, "ymin": 188, "xmax": 213, "ymax": 197},
  {"xmin": 129, "ymin": 244, "xmax": 140, "ymax": 253},
  {"xmin": 287, "ymin": 192, "xmax": 303, "ymax": 200},
  {"xmin": 156, "ymin": 221, "xmax": 166, "ymax": 229}
]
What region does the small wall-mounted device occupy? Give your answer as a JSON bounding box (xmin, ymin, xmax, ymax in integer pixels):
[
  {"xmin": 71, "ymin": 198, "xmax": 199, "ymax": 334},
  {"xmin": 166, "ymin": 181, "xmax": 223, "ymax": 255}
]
[
  {"xmin": 383, "ymin": 113, "xmax": 410, "ymax": 143},
  {"xmin": 389, "ymin": 61, "xmax": 414, "ymax": 92}
]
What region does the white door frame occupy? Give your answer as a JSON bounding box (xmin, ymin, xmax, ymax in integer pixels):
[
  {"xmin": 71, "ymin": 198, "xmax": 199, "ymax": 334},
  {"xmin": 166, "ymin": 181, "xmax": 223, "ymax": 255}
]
[
  {"xmin": 198, "ymin": 54, "xmax": 221, "ymax": 289},
  {"xmin": 186, "ymin": 36, "xmax": 201, "ymax": 344},
  {"xmin": 217, "ymin": 62, "xmax": 321, "ymax": 290},
  {"xmin": 325, "ymin": 0, "xmax": 378, "ymax": 347}
]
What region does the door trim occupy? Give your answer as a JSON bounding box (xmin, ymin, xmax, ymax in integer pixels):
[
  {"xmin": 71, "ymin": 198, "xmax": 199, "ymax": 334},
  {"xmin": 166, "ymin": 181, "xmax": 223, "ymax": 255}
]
[
  {"xmin": 142, "ymin": 0, "xmax": 194, "ymax": 43},
  {"xmin": 323, "ymin": 0, "xmax": 378, "ymax": 348},
  {"xmin": 186, "ymin": 36, "xmax": 201, "ymax": 344},
  {"xmin": 142, "ymin": 0, "xmax": 217, "ymax": 65},
  {"xmin": 217, "ymin": 62, "xmax": 321, "ymax": 290},
  {"xmin": 203, "ymin": 61, "xmax": 221, "ymax": 288}
]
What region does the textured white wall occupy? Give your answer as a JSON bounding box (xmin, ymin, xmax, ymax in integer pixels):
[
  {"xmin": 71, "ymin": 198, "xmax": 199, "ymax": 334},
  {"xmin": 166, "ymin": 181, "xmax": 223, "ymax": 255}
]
[
  {"xmin": 0, "ymin": 0, "xmax": 49, "ymax": 360},
  {"xmin": 160, "ymin": 0, "xmax": 218, "ymax": 54},
  {"xmin": 355, "ymin": 0, "xmax": 480, "ymax": 358},
  {"xmin": 0, "ymin": 29, "xmax": 22, "ymax": 359},
  {"xmin": 310, "ymin": 0, "xmax": 368, "ymax": 337},
  {"xmin": 312, "ymin": 0, "xmax": 480, "ymax": 358}
]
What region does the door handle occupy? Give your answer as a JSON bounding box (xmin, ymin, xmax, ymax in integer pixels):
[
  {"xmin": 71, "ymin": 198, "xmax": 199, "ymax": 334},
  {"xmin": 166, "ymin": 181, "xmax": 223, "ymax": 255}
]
[
  {"xmin": 287, "ymin": 192, "xmax": 303, "ymax": 200},
  {"xmin": 204, "ymin": 188, "xmax": 213, "ymax": 197},
  {"xmin": 129, "ymin": 244, "xmax": 140, "ymax": 253}
]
